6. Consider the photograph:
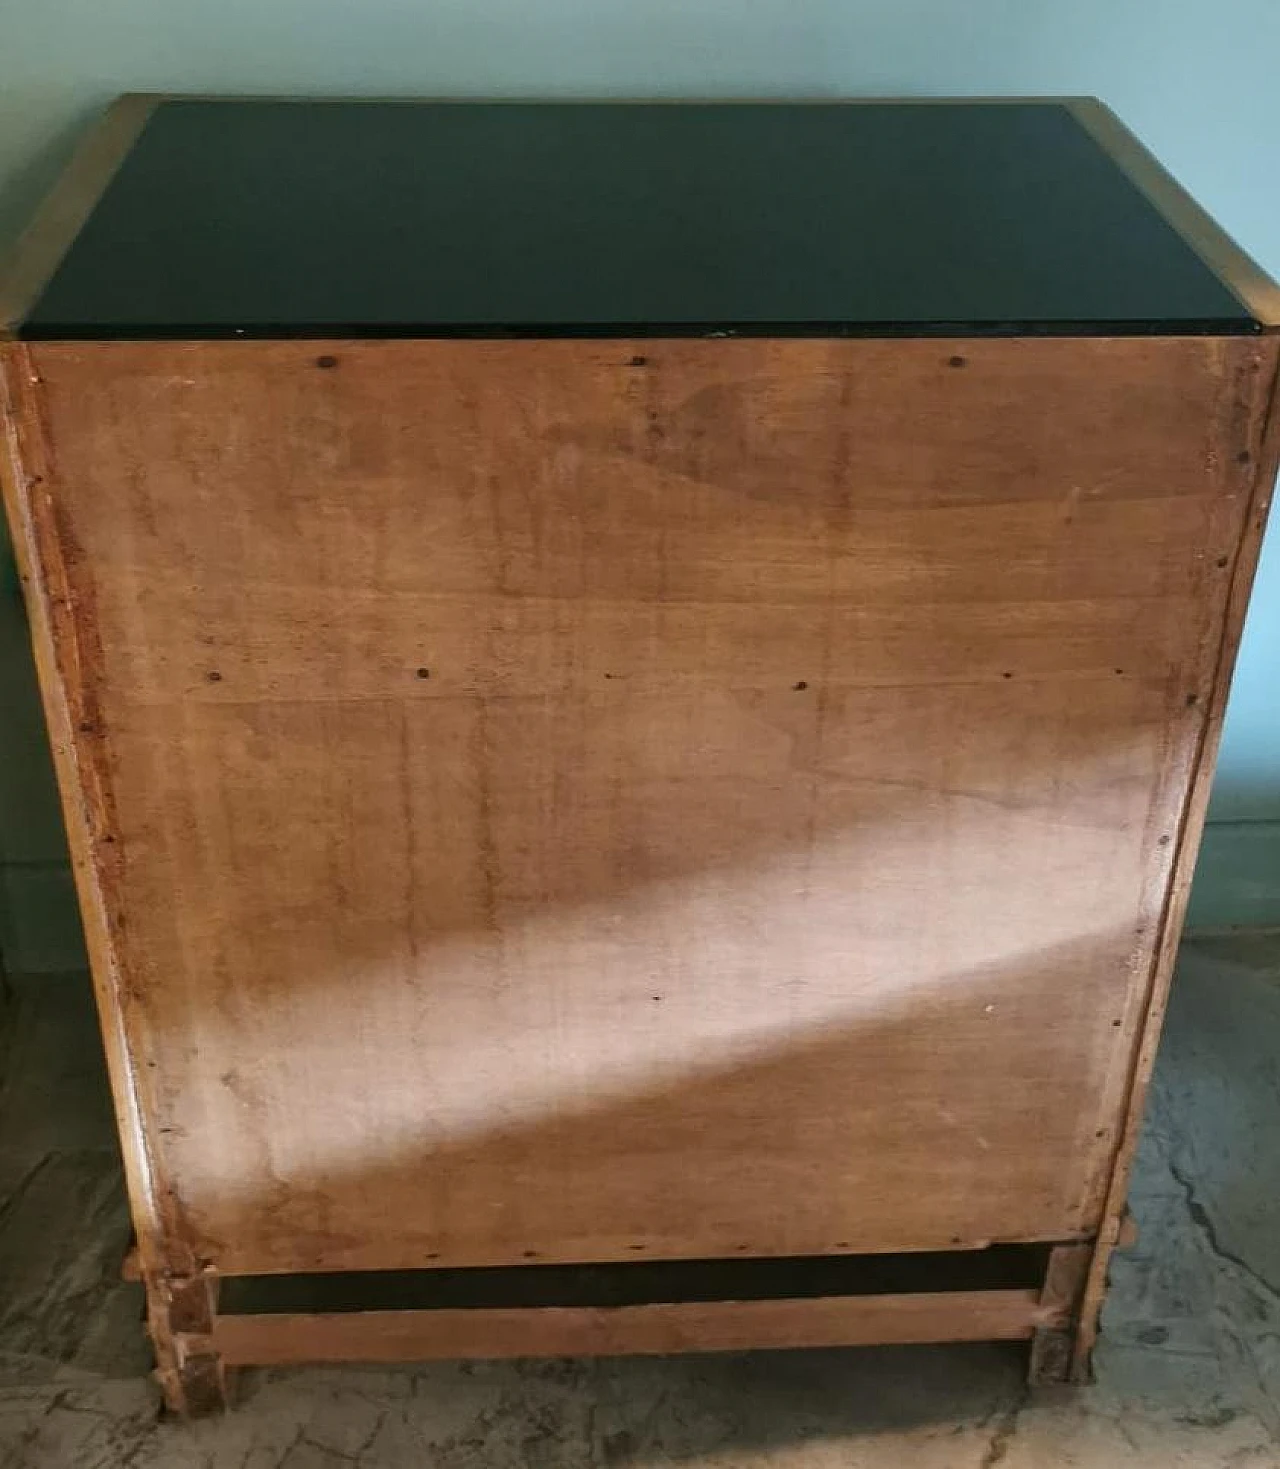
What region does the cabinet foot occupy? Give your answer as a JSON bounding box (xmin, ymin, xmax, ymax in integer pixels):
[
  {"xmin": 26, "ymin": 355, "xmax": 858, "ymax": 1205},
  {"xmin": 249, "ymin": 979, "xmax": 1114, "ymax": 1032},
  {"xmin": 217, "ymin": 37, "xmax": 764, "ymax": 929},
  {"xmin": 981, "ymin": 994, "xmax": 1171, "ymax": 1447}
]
[
  {"xmin": 1028, "ymin": 1243, "xmax": 1093, "ymax": 1386},
  {"xmin": 145, "ymin": 1269, "xmax": 230, "ymax": 1416}
]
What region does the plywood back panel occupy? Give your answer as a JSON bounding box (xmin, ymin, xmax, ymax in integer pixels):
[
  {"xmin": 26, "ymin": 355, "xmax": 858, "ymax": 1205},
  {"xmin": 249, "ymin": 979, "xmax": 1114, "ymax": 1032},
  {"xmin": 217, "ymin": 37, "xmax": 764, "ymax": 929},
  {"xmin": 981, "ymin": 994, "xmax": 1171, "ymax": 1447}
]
[{"xmin": 8, "ymin": 336, "xmax": 1272, "ymax": 1276}]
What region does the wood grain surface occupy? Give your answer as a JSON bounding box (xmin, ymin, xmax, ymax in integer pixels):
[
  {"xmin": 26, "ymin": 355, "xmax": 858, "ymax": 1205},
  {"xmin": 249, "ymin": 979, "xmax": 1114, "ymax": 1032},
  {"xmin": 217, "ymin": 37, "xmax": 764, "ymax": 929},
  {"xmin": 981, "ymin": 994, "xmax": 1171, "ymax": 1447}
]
[
  {"xmin": 1069, "ymin": 332, "xmax": 1280, "ymax": 1375},
  {"xmin": 214, "ymin": 1289, "xmax": 1052, "ymax": 1365},
  {"xmin": 0, "ymin": 339, "xmax": 176, "ymax": 1280},
  {"xmin": 5, "ymin": 335, "xmax": 1275, "ymax": 1280}
]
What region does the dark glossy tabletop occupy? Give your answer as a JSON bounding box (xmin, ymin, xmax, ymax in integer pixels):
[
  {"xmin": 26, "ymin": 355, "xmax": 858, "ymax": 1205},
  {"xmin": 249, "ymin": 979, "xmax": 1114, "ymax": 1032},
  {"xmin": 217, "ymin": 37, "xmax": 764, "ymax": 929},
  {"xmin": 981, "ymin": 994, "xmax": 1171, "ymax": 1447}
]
[{"xmin": 18, "ymin": 99, "xmax": 1259, "ymax": 340}]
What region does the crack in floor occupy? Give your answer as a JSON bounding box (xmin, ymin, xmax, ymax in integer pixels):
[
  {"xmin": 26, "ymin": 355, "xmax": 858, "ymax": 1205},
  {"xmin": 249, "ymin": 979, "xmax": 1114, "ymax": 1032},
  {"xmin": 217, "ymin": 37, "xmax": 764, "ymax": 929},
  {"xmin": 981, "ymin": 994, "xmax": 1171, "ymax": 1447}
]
[
  {"xmin": 977, "ymin": 1387, "xmax": 1029, "ymax": 1469},
  {"xmin": 0, "ymin": 1152, "xmax": 56, "ymax": 1234},
  {"xmin": 1167, "ymin": 1154, "xmax": 1280, "ymax": 1303}
]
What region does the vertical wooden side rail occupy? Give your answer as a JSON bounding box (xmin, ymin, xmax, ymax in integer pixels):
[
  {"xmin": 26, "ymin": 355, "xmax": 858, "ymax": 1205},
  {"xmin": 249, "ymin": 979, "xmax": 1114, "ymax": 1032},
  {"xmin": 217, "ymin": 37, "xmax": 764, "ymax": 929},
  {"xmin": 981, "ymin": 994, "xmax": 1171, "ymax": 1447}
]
[
  {"xmin": 1068, "ymin": 339, "xmax": 1280, "ymax": 1381},
  {"xmin": 0, "ymin": 341, "xmax": 230, "ymax": 1413}
]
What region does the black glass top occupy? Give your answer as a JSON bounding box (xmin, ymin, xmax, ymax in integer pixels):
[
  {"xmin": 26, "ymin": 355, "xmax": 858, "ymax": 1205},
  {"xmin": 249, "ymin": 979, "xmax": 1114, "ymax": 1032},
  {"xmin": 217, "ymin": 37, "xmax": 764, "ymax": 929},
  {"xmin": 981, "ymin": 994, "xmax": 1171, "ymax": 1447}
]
[{"xmin": 17, "ymin": 99, "xmax": 1262, "ymax": 340}]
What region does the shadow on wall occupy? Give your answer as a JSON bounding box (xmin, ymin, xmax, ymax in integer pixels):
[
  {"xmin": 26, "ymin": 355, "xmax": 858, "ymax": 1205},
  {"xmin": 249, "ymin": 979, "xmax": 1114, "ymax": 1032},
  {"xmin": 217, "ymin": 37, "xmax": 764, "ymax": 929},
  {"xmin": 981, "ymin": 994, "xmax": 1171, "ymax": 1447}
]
[
  {"xmin": 0, "ymin": 572, "xmax": 84, "ymax": 975},
  {"xmin": 0, "ymin": 96, "xmax": 90, "ymax": 970},
  {"xmin": 0, "ymin": 102, "xmax": 98, "ymax": 257}
]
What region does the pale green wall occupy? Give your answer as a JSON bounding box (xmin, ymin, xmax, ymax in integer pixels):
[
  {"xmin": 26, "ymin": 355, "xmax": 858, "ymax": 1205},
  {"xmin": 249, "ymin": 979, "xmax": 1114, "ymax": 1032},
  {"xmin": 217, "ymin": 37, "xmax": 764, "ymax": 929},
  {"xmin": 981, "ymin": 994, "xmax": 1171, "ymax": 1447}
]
[{"xmin": 1, "ymin": 1, "xmax": 1278, "ymax": 965}]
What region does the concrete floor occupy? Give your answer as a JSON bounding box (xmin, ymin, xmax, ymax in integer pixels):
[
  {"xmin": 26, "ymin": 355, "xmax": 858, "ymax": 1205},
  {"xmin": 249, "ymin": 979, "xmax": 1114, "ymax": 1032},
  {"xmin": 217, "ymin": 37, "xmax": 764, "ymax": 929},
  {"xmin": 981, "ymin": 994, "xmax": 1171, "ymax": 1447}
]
[{"xmin": 1, "ymin": 933, "xmax": 1278, "ymax": 1468}]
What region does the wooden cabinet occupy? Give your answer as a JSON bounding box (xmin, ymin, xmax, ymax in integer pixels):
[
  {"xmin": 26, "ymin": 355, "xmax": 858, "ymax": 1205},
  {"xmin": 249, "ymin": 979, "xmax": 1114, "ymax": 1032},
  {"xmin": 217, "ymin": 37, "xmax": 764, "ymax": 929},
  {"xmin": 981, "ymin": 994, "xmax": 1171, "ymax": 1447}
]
[{"xmin": 2, "ymin": 96, "xmax": 1278, "ymax": 1414}]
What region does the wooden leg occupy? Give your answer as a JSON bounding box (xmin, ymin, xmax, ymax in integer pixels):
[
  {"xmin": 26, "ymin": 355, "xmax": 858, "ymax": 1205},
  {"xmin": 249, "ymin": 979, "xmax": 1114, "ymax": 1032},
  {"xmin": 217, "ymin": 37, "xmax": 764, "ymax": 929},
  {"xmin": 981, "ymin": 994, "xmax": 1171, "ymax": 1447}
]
[
  {"xmin": 1028, "ymin": 1243, "xmax": 1092, "ymax": 1386},
  {"xmin": 1063, "ymin": 1208, "xmax": 1140, "ymax": 1383},
  {"xmin": 145, "ymin": 1268, "xmax": 231, "ymax": 1416}
]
